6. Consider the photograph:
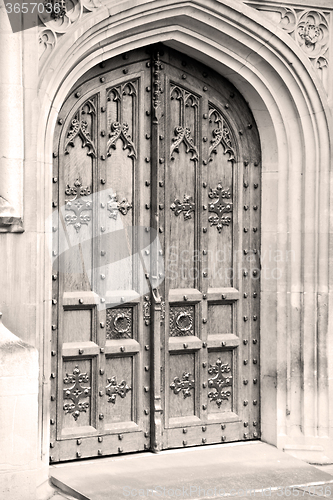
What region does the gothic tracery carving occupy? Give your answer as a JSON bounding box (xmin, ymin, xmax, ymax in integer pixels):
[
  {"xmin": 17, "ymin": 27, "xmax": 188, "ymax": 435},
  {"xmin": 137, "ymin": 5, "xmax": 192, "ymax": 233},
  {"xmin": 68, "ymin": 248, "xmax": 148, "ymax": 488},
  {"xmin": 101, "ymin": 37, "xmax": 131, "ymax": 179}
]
[
  {"xmin": 171, "ymin": 126, "xmax": 198, "ymax": 161},
  {"xmin": 248, "ymin": 5, "xmax": 330, "ymax": 90},
  {"xmin": 107, "ymin": 122, "xmax": 137, "ymax": 159},
  {"xmin": 208, "ymin": 107, "xmax": 236, "ymax": 163},
  {"xmin": 64, "ymin": 98, "xmax": 97, "ymax": 157},
  {"xmin": 38, "ymin": 0, "xmax": 99, "ymax": 68},
  {"xmin": 170, "ymin": 84, "xmax": 199, "ymax": 161}
]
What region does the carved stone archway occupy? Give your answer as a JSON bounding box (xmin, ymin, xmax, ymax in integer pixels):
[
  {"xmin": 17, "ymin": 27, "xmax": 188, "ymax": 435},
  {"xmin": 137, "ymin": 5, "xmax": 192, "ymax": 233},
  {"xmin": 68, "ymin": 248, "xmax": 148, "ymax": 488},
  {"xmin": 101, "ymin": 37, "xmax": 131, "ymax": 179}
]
[{"xmin": 35, "ymin": 0, "xmax": 333, "ymax": 480}]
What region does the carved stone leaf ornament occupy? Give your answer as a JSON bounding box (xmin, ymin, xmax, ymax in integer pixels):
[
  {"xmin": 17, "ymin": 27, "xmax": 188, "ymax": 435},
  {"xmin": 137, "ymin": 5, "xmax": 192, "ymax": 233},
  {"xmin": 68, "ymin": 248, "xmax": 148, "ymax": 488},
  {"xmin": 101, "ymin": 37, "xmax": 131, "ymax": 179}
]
[
  {"xmin": 106, "ymin": 376, "xmax": 131, "ymax": 403},
  {"xmin": 250, "ymin": 5, "xmax": 330, "ymax": 90},
  {"xmin": 38, "ymin": 29, "xmax": 57, "ymax": 65},
  {"xmin": 296, "ymin": 11, "xmax": 329, "ymax": 59},
  {"xmin": 63, "ymin": 366, "xmax": 91, "ymax": 420},
  {"xmin": 39, "ymin": 0, "xmax": 82, "ymax": 35},
  {"xmin": 38, "ymin": 0, "xmax": 99, "ymax": 69},
  {"xmin": 208, "ymin": 183, "xmax": 233, "ymax": 233},
  {"xmin": 207, "ymin": 359, "xmax": 232, "ymax": 408},
  {"xmin": 64, "ymin": 179, "xmax": 92, "ymax": 232},
  {"xmin": 170, "ymin": 372, "xmax": 195, "ymax": 398}
]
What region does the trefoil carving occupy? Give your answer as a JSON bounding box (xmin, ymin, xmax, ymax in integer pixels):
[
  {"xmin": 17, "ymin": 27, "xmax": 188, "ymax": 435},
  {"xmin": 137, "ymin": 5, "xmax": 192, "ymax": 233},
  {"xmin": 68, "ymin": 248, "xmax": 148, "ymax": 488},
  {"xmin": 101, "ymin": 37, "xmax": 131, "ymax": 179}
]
[
  {"xmin": 64, "ymin": 179, "xmax": 92, "ymax": 232},
  {"xmin": 250, "ymin": 6, "xmax": 330, "ymax": 91},
  {"xmin": 208, "ymin": 183, "xmax": 233, "ymax": 233},
  {"xmin": 107, "ymin": 122, "xmax": 137, "ymax": 159},
  {"xmin": 106, "ymin": 376, "xmax": 131, "ymax": 404},
  {"xmin": 170, "ymin": 195, "xmax": 195, "ymax": 220},
  {"xmin": 107, "ymin": 193, "xmax": 132, "ymax": 220},
  {"xmin": 170, "ymin": 372, "xmax": 195, "ymax": 398},
  {"xmin": 207, "ymin": 358, "xmax": 232, "ymax": 408},
  {"xmin": 43, "ymin": 0, "xmax": 66, "ymax": 20},
  {"xmin": 63, "ymin": 366, "xmax": 91, "ymax": 421},
  {"xmin": 64, "ymin": 99, "xmax": 97, "ymax": 157}
]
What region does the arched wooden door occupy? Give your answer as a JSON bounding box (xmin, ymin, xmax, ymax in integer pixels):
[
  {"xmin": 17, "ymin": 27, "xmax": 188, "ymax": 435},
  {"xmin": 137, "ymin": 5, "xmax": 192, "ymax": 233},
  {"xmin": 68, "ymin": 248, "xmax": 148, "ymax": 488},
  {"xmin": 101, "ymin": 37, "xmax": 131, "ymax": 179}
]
[{"xmin": 50, "ymin": 45, "xmax": 261, "ymax": 462}]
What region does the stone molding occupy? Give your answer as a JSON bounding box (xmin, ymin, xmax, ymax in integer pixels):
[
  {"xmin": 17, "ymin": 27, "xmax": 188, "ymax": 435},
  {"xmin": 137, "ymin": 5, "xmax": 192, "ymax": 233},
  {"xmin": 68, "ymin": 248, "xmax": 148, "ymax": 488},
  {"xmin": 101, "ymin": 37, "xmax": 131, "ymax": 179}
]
[
  {"xmin": 0, "ymin": 197, "xmax": 23, "ymax": 233},
  {"xmin": 37, "ymin": 0, "xmax": 333, "ymax": 96},
  {"xmin": 35, "ymin": 0, "xmax": 333, "ymax": 466}
]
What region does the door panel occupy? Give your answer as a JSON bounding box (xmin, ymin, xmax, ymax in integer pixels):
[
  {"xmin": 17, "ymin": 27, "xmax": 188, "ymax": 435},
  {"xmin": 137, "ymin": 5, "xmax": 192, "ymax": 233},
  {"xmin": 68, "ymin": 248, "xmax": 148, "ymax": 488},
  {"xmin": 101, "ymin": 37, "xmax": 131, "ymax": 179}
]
[
  {"xmin": 50, "ymin": 45, "xmax": 261, "ymax": 462},
  {"xmin": 160, "ymin": 49, "xmax": 260, "ymax": 449}
]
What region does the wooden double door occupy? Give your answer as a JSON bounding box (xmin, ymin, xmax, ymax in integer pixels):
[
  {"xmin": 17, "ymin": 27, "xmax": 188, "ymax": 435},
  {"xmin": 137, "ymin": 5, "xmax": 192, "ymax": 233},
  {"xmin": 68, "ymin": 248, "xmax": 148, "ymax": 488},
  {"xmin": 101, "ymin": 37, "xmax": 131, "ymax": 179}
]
[{"xmin": 50, "ymin": 45, "xmax": 261, "ymax": 462}]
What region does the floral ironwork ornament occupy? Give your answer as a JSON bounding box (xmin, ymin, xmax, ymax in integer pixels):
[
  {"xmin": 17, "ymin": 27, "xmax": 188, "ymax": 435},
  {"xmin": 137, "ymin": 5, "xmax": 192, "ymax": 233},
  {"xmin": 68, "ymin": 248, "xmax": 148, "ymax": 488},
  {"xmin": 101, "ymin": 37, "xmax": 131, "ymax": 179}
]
[
  {"xmin": 106, "ymin": 376, "xmax": 131, "ymax": 404},
  {"xmin": 208, "ymin": 183, "xmax": 233, "ymax": 233},
  {"xmin": 170, "ymin": 372, "xmax": 195, "ymax": 398},
  {"xmin": 64, "ymin": 179, "xmax": 92, "ymax": 232},
  {"xmin": 63, "ymin": 365, "xmax": 91, "ymax": 420},
  {"xmin": 207, "ymin": 359, "xmax": 232, "ymax": 408}
]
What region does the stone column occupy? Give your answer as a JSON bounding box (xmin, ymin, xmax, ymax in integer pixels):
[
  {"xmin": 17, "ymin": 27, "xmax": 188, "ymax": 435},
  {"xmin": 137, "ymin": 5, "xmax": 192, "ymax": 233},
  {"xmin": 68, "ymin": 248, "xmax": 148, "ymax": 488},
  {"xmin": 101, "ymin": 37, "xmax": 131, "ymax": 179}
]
[
  {"xmin": 0, "ymin": 313, "xmax": 39, "ymax": 500},
  {"xmin": 0, "ymin": 6, "xmax": 24, "ymax": 232}
]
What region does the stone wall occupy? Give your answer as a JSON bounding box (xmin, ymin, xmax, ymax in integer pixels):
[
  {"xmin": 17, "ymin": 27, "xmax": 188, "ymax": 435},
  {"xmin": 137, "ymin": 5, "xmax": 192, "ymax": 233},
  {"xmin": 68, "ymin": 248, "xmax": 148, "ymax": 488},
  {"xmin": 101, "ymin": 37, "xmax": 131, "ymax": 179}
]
[{"xmin": 0, "ymin": 314, "xmax": 39, "ymax": 500}]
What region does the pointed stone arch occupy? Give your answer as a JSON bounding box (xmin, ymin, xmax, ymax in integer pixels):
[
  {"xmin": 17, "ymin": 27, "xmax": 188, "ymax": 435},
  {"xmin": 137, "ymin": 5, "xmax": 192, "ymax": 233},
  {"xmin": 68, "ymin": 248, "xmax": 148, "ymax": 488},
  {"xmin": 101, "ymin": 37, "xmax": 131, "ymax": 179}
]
[{"xmin": 37, "ymin": 0, "xmax": 333, "ymax": 473}]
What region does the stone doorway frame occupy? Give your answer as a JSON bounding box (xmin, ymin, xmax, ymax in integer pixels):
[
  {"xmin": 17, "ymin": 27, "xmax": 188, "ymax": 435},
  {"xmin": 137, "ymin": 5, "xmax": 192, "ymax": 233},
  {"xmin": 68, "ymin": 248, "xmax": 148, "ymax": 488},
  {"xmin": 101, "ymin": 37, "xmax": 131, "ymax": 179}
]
[{"xmin": 36, "ymin": 0, "xmax": 333, "ymax": 485}]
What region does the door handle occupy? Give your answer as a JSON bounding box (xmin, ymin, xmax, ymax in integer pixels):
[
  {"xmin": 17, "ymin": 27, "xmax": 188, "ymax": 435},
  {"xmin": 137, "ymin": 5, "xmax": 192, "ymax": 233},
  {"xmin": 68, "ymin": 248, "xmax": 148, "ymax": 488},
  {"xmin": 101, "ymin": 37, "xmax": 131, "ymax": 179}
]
[{"xmin": 151, "ymin": 287, "xmax": 161, "ymax": 304}]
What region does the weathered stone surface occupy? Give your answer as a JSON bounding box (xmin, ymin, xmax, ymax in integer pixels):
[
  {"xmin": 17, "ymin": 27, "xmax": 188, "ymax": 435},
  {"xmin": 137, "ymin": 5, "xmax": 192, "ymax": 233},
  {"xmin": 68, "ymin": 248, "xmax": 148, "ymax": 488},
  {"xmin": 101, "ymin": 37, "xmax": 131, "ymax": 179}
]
[{"xmin": 0, "ymin": 315, "xmax": 38, "ymax": 500}]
